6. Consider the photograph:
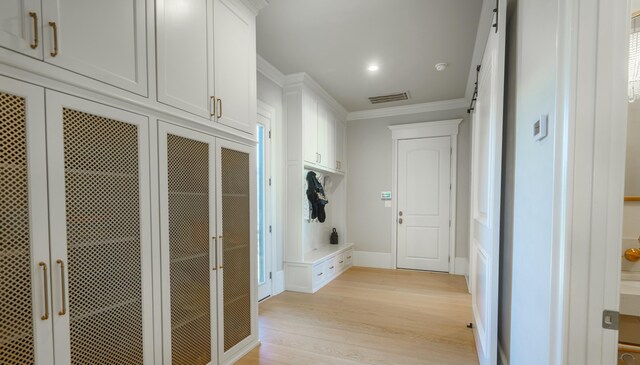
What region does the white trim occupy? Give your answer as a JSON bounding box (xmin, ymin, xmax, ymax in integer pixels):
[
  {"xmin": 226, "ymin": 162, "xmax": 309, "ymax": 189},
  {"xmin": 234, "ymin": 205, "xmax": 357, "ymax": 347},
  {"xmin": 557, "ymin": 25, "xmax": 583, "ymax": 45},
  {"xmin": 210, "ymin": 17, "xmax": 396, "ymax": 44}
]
[
  {"xmin": 257, "ymin": 54, "xmax": 286, "ymax": 88},
  {"xmin": 283, "ymin": 72, "xmax": 349, "ymax": 119},
  {"xmin": 499, "ymin": 343, "xmax": 509, "ymax": 365},
  {"xmin": 389, "ymin": 119, "xmax": 462, "ymax": 274},
  {"xmin": 353, "ymin": 251, "xmax": 393, "ymax": 269},
  {"xmin": 347, "ymin": 99, "xmax": 468, "ymax": 121},
  {"xmin": 454, "ymin": 257, "xmax": 468, "ymax": 276},
  {"xmin": 257, "ymin": 100, "xmax": 275, "ymax": 301},
  {"xmin": 238, "ymin": 0, "xmax": 268, "ymax": 15},
  {"xmin": 272, "ymin": 270, "xmax": 285, "ymax": 296}
]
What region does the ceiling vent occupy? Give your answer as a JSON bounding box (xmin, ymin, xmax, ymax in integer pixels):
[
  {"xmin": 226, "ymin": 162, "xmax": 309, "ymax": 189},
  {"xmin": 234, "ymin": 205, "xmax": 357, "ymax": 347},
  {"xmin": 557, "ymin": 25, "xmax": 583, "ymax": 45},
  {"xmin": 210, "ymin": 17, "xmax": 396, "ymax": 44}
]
[{"xmin": 368, "ymin": 91, "xmax": 410, "ymax": 104}]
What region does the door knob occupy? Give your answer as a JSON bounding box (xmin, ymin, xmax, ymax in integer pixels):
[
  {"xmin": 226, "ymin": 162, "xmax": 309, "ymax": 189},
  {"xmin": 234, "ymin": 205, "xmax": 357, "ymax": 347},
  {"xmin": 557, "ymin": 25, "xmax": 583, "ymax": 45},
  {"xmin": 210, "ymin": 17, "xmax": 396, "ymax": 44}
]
[
  {"xmin": 399, "ymin": 211, "xmax": 403, "ymax": 216},
  {"xmin": 625, "ymin": 248, "xmax": 640, "ymax": 262},
  {"xmin": 398, "ymin": 218, "xmax": 403, "ymax": 224}
]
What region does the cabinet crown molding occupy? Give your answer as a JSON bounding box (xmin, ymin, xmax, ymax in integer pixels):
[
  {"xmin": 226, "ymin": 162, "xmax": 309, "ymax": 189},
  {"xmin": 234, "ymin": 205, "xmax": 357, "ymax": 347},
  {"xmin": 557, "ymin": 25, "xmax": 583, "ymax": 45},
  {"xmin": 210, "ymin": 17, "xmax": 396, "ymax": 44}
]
[{"xmin": 284, "ymin": 72, "xmax": 348, "ymax": 119}]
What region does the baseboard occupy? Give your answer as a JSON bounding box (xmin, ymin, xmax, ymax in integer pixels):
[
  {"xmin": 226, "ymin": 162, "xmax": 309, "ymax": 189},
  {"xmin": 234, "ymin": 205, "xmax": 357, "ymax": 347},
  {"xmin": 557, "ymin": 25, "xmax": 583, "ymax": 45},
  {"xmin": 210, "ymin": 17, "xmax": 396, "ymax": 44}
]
[
  {"xmin": 499, "ymin": 342, "xmax": 509, "ymax": 365},
  {"xmin": 454, "ymin": 257, "xmax": 468, "ymax": 276},
  {"xmin": 273, "ymin": 270, "xmax": 285, "ymax": 296},
  {"xmin": 353, "ymin": 251, "xmax": 393, "ymax": 269}
]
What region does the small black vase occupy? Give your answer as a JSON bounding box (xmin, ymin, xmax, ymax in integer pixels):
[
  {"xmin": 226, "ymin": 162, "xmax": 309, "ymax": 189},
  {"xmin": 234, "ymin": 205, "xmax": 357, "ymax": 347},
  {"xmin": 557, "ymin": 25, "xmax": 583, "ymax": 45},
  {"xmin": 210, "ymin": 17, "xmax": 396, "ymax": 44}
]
[{"xmin": 330, "ymin": 228, "xmax": 339, "ymax": 244}]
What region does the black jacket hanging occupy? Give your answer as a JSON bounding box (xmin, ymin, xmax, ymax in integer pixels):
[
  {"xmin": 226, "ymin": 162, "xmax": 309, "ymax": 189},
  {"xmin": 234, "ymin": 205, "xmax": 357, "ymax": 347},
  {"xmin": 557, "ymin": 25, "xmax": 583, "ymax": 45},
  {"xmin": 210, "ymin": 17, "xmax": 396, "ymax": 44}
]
[{"xmin": 306, "ymin": 171, "xmax": 328, "ymax": 223}]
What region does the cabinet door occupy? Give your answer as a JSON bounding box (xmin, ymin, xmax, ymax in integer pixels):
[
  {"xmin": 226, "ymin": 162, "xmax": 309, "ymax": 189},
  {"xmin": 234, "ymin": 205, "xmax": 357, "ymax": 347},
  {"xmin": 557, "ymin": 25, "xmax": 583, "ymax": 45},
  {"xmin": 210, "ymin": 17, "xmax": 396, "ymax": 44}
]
[
  {"xmin": 156, "ymin": 0, "xmax": 215, "ymax": 119},
  {"xmin": 45, "ymin": 91, "xmax": 154, "ymax": 364},
  {"xmin": 325, "ymin": 108, "xmax": 336, "ymax": 170},
  {"xmin": 42, "ymin": 0, "xmax": 148, "ymax": 95},
  {"xmin": 303, "ymin": 92, "xmax": 318, "ymax": 165},
  {"xmin": 316, "ymin": 102, "xmax": 328, "ymax": 168},
  {"xmin": 335, "ymin": 120, "xmax": 346, "ymax": 172},
  {"xmin": 158, "ymin": 122, "xmax": 218, "ymax": 365},
  {"xmin": 0, "ymin": 76, "xmax": 53, "ymax": 365},
  {"xmin": 216, "ymin": 139, "xmax": 257, "ymax": 362},
  {"xmin": 213, "ymin": 0, "xmax": 256, "ymax": 134},
  {"xmin": 0, "ymin": 0, "xmax": 43, "ymax": 58}
]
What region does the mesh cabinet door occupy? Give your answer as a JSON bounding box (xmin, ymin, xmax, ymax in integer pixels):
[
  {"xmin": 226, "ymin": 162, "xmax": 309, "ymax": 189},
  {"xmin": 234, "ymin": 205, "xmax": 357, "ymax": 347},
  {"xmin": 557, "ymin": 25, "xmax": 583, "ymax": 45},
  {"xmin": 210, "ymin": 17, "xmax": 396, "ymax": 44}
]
[
  {"xmin": 45, "ymin": 91, "xmax": 154, "ymax": 365},
  {"xmin": 0, "ymin": 77, "xmax": 53, "ymax": 364},
  {"xmin": 158, "ymin": 122, "xmax": 217, "ymax": 365},
  {"xmin": 216, "ymin": 140, "xmax": 257, "ymax": 359}
]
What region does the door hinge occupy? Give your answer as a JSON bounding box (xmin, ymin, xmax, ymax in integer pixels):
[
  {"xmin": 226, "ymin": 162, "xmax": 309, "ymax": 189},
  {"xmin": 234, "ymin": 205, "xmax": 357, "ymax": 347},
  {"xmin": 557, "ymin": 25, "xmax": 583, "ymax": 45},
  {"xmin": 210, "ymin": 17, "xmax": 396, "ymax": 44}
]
[
  {"xmin": 269, "ymin": 272, "xmax": 272, "ymax": 279},
  {"xmin": 450, "ymin": 183, "xmax": 452, "ymax": 190},
  {"xmin": 448, "ymin": 256, "xmax": 451, "ymax": 263},
  {"xmin": 269, "ymin": 178, "xmax": 272, "ymax": 186},
  {"xmin": 450, "ymin": 147, "xmax": 452, "ymax": 155},
  {"xmin": 269, "ymin": 225, "xmax": 272, "ymax": 233},
  {"xmin": 269, "ymin": 130, "xmax": 272, "ymax": 139},
  {"xmin": 449, "ymin": 220, "xmax": 451, "ymax": 227},
  {"xmin": 602, "ymin": 310, "xmax": 620, "ymax": 330}
]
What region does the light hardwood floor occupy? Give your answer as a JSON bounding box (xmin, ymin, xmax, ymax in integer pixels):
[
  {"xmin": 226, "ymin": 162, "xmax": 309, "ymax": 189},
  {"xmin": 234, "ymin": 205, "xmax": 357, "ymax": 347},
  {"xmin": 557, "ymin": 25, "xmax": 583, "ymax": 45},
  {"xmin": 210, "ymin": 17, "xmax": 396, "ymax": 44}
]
[{"xmin": 236, "ymin": 267, "xmax": 478, "ymax": 365}]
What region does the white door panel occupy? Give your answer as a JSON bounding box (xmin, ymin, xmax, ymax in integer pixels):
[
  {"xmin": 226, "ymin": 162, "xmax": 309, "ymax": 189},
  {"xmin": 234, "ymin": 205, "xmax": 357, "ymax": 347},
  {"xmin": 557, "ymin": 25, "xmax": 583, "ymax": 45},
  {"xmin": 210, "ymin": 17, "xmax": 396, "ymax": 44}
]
[
  {"xmin": 42, "ymin": 0, "xmax": 147, "ymax": 95},
  {"xmin": 0, "ymin": 0, "xmax": 43, "ymax": 58},
  {"xmin": 469, "ymin": 2, "xmax": 506, "ymax": 364},
  {"xmin": 397, "ymin": 137, "xmax": 451, "ymax": 272}
]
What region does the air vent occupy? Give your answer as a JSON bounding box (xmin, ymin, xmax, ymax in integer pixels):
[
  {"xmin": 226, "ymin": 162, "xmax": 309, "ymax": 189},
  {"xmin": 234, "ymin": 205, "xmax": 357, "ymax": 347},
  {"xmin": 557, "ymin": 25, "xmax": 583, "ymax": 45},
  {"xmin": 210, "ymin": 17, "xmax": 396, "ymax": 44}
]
[{"xmin": 368, "ymin": 92, "xmax": 410, "ymax": 104}]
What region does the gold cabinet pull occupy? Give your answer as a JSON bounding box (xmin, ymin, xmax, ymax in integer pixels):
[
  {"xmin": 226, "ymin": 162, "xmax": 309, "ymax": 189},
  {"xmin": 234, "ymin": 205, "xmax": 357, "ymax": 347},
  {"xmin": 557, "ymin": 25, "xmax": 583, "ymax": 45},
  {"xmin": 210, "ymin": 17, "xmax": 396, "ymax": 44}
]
[
  {"xmin": 57, "ymin": 259, "xmax": 67, "ymax": 316},
  {"xmin": 210, "ymin": 96, "xmax": 216, "ymax": 117},
  {"xmin": 212, "ymin": 237, "xmax": 217, "ymax": 271},
  {"xmin": 218, "ymin": 235, "xmax": 224, "ymax": 269},
  {"xmin": 39, "ymin": 262, "xmax": 49, "ymax": 320},
  {"xmin": 29, "ymin": 12, "xmax": 38, "ymax": 49},
  {"xmin": 216, "ymin": 98, "xmax": 222, "ymax": 119},
  {"xmin": 48, "ymin": 21, "xmax": 58, "ymax": 57}
]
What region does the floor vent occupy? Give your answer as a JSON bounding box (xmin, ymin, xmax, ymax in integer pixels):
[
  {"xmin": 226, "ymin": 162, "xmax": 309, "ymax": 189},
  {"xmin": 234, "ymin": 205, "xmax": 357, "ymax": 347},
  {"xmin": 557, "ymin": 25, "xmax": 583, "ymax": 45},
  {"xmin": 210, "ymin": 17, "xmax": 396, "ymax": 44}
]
[{"xmin": 368, "ymin": 91, "xmax": 410, "ymax": 104}]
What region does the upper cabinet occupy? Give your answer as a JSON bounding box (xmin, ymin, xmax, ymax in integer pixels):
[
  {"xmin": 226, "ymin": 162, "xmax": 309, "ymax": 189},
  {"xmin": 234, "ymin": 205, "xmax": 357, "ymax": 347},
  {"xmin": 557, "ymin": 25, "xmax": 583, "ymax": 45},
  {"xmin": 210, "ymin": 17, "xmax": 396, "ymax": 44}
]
[
  {"xmin": 156, "ymin": 0, "xmax": 257, "ymax": 135},
  {"xmin": 286, "ymin": 74, "xmax": 348, "ymax": 175},
  {"xmin": 0, "ymin": 0, "xmax": 148, "ymax": 95}
]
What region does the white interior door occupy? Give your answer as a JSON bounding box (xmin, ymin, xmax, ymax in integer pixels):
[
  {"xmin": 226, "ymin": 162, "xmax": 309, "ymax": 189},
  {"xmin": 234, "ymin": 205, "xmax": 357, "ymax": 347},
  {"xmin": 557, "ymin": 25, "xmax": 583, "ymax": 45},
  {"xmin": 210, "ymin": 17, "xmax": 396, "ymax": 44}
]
[
  {"xmin": 469, "ymin": 4, "xmax": 506, "ymax": 365},
  {"xmin": 397, "ymin": 137, "xmax": 451, "ymax": 272}
]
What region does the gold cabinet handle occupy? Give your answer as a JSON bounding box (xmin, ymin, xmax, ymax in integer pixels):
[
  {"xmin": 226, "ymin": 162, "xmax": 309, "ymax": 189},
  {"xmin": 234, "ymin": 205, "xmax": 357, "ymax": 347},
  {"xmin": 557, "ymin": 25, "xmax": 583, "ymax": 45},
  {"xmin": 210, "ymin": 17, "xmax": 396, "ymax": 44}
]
[
  {"xmin": 329, "ymin": 266, "xmax": 334, "ymax": 269},
  {"xmin": 347, "ymin": 256, "xmax": 352, "ymax": 259},
  {"xmin": 339, "ymin": 261, "xmax": 344, "ymax": 264},
  {"xmin": 317, "ymin": 272, "xmax": 323, "ymax": 276},
  {"xmin": 29, "ymin": 12, "xmax": 38, "ymax": 49},
  {"xmin": 218, "ymin": 236, "xmax": 224, "ymax": 269},
  {"xmin": 57, "ymin": 259, "xmax": 66, "ymax": 316},
  {"xmin": 216, "ymin": 98, "xmax": 222, "ymax": 119},
  {"xmin": 39, "ymin": 262, "xmax": 49, "ymax": 320},
  {"xmin": 210, "ymin": 96, "xmax": 216, "ymax": 117},
  {"xmin": 48, "ymin": 21, "xmax": 58, "ymax": 57},
  {"xmin": 212, "ymin": 237, "xmax": 217, "ymax": 271}
]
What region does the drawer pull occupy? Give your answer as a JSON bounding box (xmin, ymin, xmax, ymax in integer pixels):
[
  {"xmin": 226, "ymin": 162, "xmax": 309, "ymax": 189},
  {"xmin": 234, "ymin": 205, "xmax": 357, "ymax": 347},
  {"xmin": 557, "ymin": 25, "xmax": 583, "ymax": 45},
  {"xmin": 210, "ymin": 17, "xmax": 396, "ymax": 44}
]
[
  {"xmin": 347, "ymin": 256, "xmax": 352, "ymax": 259},
  {"xmin": 317, "ymin": 272, "xmax": 323, "ymax": 276},
  {"xmin": 339, "ymin": 260, "xmax": 344, "ymax": 264},
  {"xmin": 329, "ymin": 266, "xmax": 334, "ymax": 269}
]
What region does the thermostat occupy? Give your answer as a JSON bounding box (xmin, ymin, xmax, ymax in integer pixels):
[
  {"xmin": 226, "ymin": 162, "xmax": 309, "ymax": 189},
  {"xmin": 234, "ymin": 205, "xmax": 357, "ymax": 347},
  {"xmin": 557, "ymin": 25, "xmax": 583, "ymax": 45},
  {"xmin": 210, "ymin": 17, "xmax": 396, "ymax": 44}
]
[{"xmin": 533, "ymin": 114, "xmax": 548, "ymax": 141}]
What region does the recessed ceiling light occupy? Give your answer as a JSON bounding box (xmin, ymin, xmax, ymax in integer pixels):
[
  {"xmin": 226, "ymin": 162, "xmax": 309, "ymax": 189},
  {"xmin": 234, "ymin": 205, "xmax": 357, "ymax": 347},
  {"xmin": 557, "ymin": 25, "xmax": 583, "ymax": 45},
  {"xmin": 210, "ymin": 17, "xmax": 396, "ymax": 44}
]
[
  {"xmin": 368, "ymin": 64, "xmax": 379, "ymax": 72},
  {"xmin": 435, "ymin": 63, "xmax": 448, "ymax": 71}
]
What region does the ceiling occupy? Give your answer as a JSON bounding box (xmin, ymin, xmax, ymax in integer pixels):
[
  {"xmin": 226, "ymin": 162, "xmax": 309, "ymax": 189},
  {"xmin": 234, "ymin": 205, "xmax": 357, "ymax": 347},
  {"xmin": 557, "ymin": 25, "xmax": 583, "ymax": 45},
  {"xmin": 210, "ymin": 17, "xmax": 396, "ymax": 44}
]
[{"xmin": 256, "ymin": 0, "xmax": 483, "ymax": 112}]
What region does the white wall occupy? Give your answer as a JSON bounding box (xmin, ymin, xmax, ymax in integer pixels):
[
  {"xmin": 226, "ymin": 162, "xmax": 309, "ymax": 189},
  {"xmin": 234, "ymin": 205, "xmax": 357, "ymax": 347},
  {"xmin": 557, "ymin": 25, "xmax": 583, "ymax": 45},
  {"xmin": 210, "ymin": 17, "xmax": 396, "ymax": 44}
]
[
  {"xmin": 500, "ymin": 0, "xmax": 558, "ymax": 363},
  {"xmin": 257, "ymin": 72, "xmax": 285, "ymax": 272},
  {"xmin": 623, "ymin": 102, "xmax": 640, "ymax": 272},
  {"xmin": 346, "ymin": 109, "xmax": 472, "ymax": 269}
]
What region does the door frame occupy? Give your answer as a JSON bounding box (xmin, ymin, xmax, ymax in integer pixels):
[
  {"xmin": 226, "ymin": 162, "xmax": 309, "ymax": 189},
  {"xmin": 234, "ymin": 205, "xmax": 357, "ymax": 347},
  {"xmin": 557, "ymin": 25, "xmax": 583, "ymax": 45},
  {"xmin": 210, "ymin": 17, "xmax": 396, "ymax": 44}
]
[
  {"xmin": 389, "ymin": 119, "xmax": 462, "ymax": 274},
  {"xmin": 553, "ymin": 0, "xmax": 628, "ymax": 363},
  {"xmin": 257, "ymin": 100, "xmax": 275, "ymax": 301}
]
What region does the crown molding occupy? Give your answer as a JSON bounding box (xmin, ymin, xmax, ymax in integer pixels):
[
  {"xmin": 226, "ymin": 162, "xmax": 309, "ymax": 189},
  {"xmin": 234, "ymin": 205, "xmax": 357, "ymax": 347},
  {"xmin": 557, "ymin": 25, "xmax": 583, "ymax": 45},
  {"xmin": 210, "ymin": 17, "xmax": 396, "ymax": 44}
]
[
  {"xmin": 239, "ymin": 0, "xmax": 268, "ymax": 15},
  {"xmin": 284, "ymin": 72, "xmax": 349, "ymax": 119},
  {"xmin": 346, "ymin": 98, "xmax": 468, "ymax": 121},
  {"xmin": 257, "ymin": 54, "xmax": 286, "ymax": 88}
]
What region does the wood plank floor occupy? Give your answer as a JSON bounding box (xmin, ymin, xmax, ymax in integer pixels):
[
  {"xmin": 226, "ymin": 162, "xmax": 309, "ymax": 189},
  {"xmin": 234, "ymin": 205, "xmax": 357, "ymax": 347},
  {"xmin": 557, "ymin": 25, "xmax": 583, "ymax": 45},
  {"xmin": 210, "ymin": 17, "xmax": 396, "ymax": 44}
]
[{"xmin": 236, "ymin": 267, "xmax": 479, "ymax": 365}]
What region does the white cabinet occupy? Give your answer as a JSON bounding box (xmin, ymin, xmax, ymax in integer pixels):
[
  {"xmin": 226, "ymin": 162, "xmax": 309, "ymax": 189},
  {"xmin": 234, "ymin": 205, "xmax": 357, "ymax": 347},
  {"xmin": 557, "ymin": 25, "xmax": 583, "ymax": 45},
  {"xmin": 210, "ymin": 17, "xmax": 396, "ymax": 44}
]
[
  {"xmin": 284, "ymin": 244, "xmax": 354, "ymax": 293},
  {"xmin": 0, "ymin": 0, "xmax": 148, "ymax": 94},
  {"xmin": 213, "ymin": 0, "xmax": 257, "ymax": 134},
  {"xmin": 156, "ymin": 0, "xmax": 214, "ymax": 118},
  {"xmin": 158, "ymin": 122, "xmax": 257, "ymax": 365},
  {"xmin": 0, "ymin": 0, "xmax": 43, "ymax": 58},
  {"xmin": 335, "ymin": 119, "xmax": 346, "ymax": 172},
  {"xmin": 156, "ymin": 0, "xmax": 257, "ymax": 134},
  {"xmin": 300, "ymin": 88, "xmax": 345, "ymax": 172},
  {"xmin": 0, "ymin": 76, "xmax": 155, "ymax": 364}
]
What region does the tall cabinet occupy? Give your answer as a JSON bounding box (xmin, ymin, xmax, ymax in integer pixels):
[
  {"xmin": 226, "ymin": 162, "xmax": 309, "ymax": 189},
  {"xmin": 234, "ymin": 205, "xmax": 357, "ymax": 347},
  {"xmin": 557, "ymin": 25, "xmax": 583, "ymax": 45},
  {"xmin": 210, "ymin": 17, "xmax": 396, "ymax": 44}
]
[
  {"xmin": 158, "ymin": 122, "xmax": 256, "ymax": 365},
  {"xmin": 0, "ymin": 76, "xmax": 154, "ymax": 364}
]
